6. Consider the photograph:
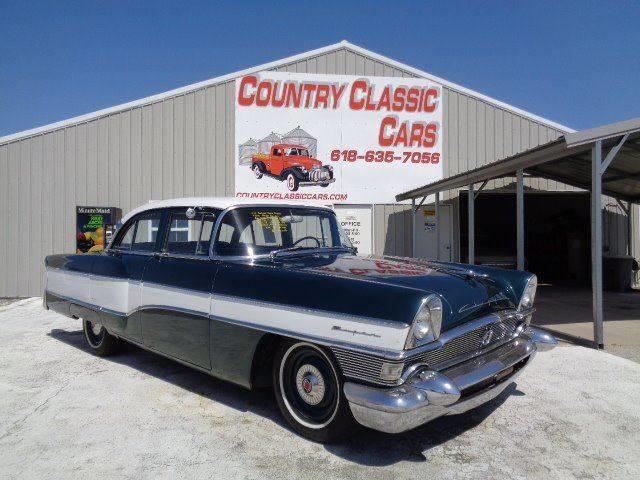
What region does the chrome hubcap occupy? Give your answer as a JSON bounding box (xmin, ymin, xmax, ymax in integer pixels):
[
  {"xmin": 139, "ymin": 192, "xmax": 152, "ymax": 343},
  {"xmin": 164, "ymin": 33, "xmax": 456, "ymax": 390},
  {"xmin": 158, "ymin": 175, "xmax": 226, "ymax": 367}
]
[
  {"xmin": 287, "ymin": 175, "xmax": 294, "ymax": 189},
  {"xmin": 90, "ymin": 321, "xmax": 103, "ymax": 336},
  {"xmin": 295, "ymin": 364, "xmax": 325, "ymax": 405},
  {"xmin": 253, "ymin": 166, "xmax": 261, "ymax": 177}
]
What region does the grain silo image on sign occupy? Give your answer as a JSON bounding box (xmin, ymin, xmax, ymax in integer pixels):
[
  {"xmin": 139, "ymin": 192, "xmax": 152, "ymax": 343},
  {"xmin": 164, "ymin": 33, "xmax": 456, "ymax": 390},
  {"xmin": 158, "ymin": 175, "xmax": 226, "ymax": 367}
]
[
  {"xmin": 282, "ymin": 126, "xmax": 317, "ymax": 158},
  {"xmin": 238, "ymin": 138, "xmax": 258, "ymax": 165},
  {"xmin": 257, "ymin": 132, "xmax": 282, "ymax": 154}
]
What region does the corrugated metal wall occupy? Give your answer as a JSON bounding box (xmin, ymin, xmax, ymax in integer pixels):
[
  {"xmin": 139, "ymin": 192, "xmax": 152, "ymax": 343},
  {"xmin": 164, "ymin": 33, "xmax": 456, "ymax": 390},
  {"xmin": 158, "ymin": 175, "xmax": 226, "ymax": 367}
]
[{"xmin": 0, "ymin": 46, "xmax": 633, "ymax": 296}]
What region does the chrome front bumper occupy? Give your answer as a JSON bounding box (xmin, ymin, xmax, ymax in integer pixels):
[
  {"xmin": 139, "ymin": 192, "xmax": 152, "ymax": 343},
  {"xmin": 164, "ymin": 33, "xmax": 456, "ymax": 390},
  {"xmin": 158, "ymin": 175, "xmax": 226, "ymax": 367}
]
[
  {"xmin": 299, "ymin": 178, "xmax": 336, "ymax": 187},
  {"xmin": 344, "ymin": 327, "xmax": 556, "ymax": 434}
]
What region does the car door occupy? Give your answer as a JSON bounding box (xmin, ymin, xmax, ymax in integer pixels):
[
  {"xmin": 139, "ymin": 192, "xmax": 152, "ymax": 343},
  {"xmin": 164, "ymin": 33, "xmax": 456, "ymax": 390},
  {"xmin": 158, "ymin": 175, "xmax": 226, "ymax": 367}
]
[
  {"xmin": 140, "ymin": 208, "xmax": 219, "ymax": 369},
  {"xmin": 90, "ymin": 210, "xmax": 162, "ymax": 342},
  {"xmin": 272, "ymin": 147, "xmax": 285, "ymax": 175}
]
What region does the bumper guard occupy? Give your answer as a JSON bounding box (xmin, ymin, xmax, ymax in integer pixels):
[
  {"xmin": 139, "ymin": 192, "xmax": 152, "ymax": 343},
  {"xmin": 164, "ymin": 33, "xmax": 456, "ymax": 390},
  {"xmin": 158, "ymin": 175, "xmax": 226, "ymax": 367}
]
[{"xmin": 344, "ymin": 326, "xmax": 556, "ymax": 434}]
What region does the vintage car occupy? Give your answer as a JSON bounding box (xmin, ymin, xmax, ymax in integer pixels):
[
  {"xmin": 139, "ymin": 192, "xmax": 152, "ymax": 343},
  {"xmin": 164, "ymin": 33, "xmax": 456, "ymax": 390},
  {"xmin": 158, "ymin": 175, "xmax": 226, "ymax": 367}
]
[
  {"xmin": 43, "ymin": 198, "xmax": 556, "ymax": 442},
  {"xmin": 251, "ymin": 144, "xmax": 334, "ymax": 191}
]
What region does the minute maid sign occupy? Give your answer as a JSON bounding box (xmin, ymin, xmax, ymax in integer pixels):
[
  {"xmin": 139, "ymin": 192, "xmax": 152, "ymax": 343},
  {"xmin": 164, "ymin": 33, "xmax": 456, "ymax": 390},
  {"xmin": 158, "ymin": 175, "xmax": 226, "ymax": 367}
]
[{"xmin": 234, "ymin": 72, "xmax": 443, "ymax": 204}]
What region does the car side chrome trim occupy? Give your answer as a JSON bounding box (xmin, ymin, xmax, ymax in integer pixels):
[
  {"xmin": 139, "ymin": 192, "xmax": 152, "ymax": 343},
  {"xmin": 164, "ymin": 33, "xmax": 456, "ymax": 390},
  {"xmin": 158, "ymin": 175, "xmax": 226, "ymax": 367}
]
[
  {"xmin": 211, "ymin": 293, "xmax": 408, "ymax": 331},
  {"xmin": 43, "ymin": 288, "xmax": 409, "ymax": 357},
  {"xmin": 137, "ymin": 304, "xmax": 210, "ymax": 319},
  {"xmin": 207, "ymin": 313, "xmax": 402, "ymax": 358},
  {"xmin": 45, "ymin": 266, "xmax": 91, "ymax": 278},
  {"xmin": 45, "ymin": 270, "xmax": 533, "ymax": 365}
]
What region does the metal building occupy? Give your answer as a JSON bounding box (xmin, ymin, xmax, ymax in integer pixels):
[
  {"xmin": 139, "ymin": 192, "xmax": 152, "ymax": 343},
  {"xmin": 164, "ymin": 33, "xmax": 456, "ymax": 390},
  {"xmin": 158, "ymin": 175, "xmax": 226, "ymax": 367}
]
[{"xmin": 0, "ymin": 40, "xmax": 636, "ymax": 297}]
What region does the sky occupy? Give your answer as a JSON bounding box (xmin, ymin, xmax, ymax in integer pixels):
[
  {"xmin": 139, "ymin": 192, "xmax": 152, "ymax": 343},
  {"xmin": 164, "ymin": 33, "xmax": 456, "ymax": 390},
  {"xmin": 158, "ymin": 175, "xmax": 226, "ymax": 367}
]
[{"xmin": 1, "ymin": 0, "xmax": 639, "ymax": 137}]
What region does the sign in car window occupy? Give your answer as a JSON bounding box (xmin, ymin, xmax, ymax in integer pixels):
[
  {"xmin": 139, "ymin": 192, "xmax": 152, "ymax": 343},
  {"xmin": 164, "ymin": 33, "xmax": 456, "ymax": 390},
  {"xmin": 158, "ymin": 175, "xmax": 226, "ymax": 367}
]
[{"xmin": 234, "ymin": 72, "xmax": 443, "ymax": 204}]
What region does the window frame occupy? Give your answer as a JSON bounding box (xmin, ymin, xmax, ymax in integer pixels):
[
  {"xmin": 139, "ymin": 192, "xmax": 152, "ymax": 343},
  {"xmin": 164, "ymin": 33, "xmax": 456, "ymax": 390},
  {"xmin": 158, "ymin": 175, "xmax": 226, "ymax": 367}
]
[
  {"xmin": 108, "ymin": 209, "xmax": 165, "ymax": 255},
  {"xmin": 160, "ymin": 207, "xmax": 220, "ymax": 260},
  {"xmin": 210, "ymin": 205, "xmax": 344, "ymax": 259},
  {"xmin": 108, "ymin": 204, "xmax": 344, "ymax": 260}
]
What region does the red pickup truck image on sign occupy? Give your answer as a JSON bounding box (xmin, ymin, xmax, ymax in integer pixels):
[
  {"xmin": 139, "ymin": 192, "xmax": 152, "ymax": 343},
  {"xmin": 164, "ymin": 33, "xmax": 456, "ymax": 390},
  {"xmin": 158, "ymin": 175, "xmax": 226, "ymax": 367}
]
[{"xmin": 251, "ymin": 144, "xmax": 335, "ymax": 191}]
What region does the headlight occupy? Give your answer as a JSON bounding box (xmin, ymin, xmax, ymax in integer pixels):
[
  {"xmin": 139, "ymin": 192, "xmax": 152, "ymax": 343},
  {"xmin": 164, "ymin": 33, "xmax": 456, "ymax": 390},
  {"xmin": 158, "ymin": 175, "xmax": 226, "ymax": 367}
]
[
  {"xmin": 518, "ymin": 275, "xmax": 537, "ymax": 311},
  {"xmin": 404, "ymin": 294, "xmax": 443, "ymax": 349}
]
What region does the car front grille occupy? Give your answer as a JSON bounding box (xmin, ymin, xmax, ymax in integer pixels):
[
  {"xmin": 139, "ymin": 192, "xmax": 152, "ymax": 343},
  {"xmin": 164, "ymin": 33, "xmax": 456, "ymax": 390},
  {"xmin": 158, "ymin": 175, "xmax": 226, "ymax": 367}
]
[
  {"xmin": 331, "ymin": 313, "xmax": 522, "ymax": 386},
  {"xmin": 310, "ymin": 168, "xmax": 330, "ymax": 182},
  {"xmin": 410, "ymin": 314, "xmax": 520, "ymax": 370}
]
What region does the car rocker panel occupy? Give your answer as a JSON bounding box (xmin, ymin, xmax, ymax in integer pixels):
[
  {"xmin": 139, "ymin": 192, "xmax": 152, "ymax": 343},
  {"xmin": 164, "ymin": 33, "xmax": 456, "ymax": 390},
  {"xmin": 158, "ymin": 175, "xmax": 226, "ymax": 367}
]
[{"xmin": 43, "ymin": 197, "xmax": 556, "ymax": 440}]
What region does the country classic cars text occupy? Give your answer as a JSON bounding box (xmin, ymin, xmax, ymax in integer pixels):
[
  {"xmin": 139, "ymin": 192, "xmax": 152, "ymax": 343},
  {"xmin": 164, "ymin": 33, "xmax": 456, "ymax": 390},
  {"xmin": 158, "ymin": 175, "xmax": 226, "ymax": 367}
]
[{"xmin": 237, "ymin": 74, "xmax": 440, "ymax": 148}]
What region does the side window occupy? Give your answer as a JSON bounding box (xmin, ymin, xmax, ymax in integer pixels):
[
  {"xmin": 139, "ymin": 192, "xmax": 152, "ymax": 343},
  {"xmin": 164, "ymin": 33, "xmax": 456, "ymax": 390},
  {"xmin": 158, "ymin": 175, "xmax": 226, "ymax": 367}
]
[
  {"xmin": 112, "ymin": 212, "xmax": 161, "ymax": 252},
  {"xmin": 164, "ymin": 210, "xmax": 216, "ymax": 256},
  {"xmin": 131, "ymin": 213, "xmax": 162, "ymax": 252},
  {"xmin": 113, "ymin": 221, "xmax": 135, "ymax": 250},
  {"xmin": 217, "ymin": 223, "xmax": 234, "ymax": 243}
]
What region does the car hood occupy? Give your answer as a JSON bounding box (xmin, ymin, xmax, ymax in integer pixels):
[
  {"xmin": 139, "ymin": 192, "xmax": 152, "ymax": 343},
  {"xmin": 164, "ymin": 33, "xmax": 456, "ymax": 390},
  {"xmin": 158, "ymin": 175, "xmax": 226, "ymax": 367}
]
[
  {"xmin": 271, "ymin": 253, "xmax": 517, "ymax": 330},
  {"xmin": 288, "ymin": 156, "xmax": 323, "ymax": 168}
]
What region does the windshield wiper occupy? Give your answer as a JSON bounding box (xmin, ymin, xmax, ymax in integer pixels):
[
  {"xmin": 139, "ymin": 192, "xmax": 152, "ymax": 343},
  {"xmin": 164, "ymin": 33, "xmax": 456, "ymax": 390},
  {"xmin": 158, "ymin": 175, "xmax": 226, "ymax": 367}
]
[
  {"xmin": 269, "ymin": 246, "xmax": 314, "ymax": 259},
  {"xmin": 270, "ymin": 245, "xmax": 352, "ymax": 259}
]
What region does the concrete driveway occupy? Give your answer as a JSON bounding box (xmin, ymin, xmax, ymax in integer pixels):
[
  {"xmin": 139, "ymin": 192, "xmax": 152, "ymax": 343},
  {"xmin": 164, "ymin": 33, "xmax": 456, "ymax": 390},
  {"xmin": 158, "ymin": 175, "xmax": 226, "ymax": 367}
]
[{"xmin": 1, "ymin": 298, "xmax": 639, "ymax": 480}]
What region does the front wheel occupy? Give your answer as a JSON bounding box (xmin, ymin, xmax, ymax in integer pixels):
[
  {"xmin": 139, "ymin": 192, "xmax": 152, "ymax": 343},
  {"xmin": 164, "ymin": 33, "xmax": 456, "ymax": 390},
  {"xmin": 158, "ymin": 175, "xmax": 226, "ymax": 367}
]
[
  {"xmin": 273, "ymin": 341, "xmax": 358, "ymax": 442},
  {"xmin": 83, "ymin": 319, "xmax": 120, "ymax": 356},
  {"xmin": 285, "ymin": 173, "xmax": 299, "ymax": 192}
]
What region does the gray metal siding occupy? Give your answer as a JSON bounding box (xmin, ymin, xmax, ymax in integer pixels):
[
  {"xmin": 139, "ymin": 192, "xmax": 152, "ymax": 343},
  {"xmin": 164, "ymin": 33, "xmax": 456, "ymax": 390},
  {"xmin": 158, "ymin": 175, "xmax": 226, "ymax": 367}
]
[
  {"xmin": 373, "ymin": 204, "xmax": 413, "ymax": 257},
  {"xmin": 442, "ymin": 88, "xmax": 568, "ymax": 200},
  {"xmin": 0, "ymin": 46, "xmax": 631, "ymax": 296}
]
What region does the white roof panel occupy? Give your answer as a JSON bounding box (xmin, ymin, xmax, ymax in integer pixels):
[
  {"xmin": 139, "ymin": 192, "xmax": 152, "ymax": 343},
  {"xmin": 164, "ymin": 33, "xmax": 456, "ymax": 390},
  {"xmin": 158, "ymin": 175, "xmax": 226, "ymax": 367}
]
[{"xmin": 121, "ymin": 197, "xmax": 334, "ymax": 225}]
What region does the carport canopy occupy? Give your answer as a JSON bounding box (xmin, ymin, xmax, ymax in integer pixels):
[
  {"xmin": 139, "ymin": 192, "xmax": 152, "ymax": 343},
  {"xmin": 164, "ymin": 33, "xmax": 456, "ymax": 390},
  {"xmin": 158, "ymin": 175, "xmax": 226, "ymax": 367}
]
[{"xmin": 396, "ymin": 117, "xmax": 640, "ymax": 348}]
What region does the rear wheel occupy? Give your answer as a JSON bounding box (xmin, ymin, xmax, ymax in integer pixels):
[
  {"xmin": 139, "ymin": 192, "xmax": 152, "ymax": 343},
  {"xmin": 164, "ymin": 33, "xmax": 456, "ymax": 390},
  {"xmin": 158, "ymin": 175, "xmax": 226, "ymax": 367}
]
[
  {"xmin": 285, "ymin": 173, "xmax": 299, "ymax": 192},
  {"xmin": 83, "ymin": 319, "xmax": 120, "ymax": 356},
  {"xmin": 252, "ymin": 164, "xmax": 263, "ymax": 179},
  {"xmin": 273, "ymin": 341, "xmax": 357, "ymax": 443}
]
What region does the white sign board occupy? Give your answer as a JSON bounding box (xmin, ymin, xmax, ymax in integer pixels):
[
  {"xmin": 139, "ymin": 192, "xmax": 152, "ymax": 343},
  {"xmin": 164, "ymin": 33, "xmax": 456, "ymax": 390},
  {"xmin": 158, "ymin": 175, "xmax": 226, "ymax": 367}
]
[
  {"xmin": 234, "ymin": 72, "xmax": 443, "ymax": 204},
  {"xmin": 334, "ymin": 205, "xmax": 373, "ymax": 255}
]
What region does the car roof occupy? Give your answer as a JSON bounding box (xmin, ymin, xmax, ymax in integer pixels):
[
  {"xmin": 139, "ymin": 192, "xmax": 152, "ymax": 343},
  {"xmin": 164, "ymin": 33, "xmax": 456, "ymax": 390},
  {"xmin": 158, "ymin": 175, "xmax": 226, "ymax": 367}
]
[{"xmin": 120, "ymin": 197, "xmax": 334, "ymax": 224}]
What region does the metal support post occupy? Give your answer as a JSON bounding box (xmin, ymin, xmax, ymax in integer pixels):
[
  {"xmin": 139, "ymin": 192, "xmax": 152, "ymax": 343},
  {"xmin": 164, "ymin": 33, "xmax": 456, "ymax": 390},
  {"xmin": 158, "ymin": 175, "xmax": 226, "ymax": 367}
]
[
  {"xmin": 517, "ymin": 169, "xmax": 525, "ymax": 270},
  {"xmin": 468, "ymin": 184, "xmax": 475, "ymax": 265},
  {"xmin": 411, "ymin": 198, "xmax": 416, "ymax": 258},
  {"xmin": 627, "ymin": 202, "xmax": 633, "ymax": 256},
  {"xmin": 591, "ymin": 140, "xmax": 604, "ymax": 349},
  {"xmin": 435, "ymin": 192, "xmax": 440, "ymax": 261}
]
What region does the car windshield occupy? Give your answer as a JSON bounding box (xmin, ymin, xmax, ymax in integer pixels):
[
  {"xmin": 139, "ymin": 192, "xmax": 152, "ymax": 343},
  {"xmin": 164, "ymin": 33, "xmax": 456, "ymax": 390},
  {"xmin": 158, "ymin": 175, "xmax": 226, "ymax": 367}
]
[{"xmin": 214, "ymin": 207, "xmax": 352, "ymax": 257}]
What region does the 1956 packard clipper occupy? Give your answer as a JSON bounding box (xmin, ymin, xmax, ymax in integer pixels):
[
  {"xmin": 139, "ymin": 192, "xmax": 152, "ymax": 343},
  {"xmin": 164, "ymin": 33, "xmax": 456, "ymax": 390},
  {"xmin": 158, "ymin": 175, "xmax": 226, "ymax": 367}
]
[{"xmin": 44, "ymin": 198, "xmax": 556, "ymax": 442}]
